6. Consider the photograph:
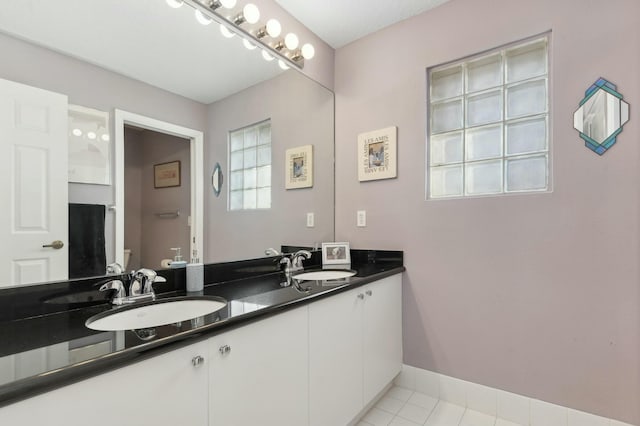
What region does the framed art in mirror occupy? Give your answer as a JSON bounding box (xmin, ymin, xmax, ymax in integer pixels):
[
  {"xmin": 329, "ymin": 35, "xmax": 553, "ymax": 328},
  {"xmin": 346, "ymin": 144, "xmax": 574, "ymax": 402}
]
[{"xmin": 154, "ymin": 161, "xmax": 181, "ymax": 188}]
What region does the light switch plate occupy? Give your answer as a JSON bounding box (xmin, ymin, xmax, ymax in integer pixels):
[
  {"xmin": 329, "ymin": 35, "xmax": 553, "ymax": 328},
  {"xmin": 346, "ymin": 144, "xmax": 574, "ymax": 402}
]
[
  {"xmin": 357, "ymin": 210, "xmax": 366, "ymax": 227},
  {"xmin": 306, "ymin": 212, "xmax": 315, "ymax": 227}
]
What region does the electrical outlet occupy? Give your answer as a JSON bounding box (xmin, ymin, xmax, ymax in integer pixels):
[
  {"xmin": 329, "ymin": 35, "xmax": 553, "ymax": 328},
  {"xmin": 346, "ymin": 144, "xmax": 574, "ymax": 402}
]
[
  {"xmin": 357, "ymin": 210, "xmax": 366, "ymax": 227},
  {"xmin": 306, "ymin": 212, "xmax": 315, "ymax": 227}
]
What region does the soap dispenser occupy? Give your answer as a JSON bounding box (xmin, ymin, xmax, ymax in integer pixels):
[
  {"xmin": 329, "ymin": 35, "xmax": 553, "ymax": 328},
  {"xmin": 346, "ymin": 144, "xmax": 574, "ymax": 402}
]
[
  {"xmin": 186, "ymin": 249, "xmax": 204, "ymax": 293},
  {"xmin": 169, "ymin": 247, "xmax": 187, "ymax": 269}
]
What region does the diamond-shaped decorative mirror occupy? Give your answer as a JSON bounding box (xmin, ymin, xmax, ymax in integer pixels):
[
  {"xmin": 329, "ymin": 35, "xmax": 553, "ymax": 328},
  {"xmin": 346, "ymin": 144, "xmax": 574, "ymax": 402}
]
[{"xmin": 573, "ymin": 78, "xmax": 630, "ymax": 155}]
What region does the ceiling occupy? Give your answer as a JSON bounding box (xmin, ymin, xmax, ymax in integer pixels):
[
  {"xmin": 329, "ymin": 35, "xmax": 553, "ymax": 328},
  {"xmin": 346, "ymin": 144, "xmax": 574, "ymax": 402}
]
[
  {"xmin": 0, "ymin": 0, "xmax": 451, "ymax": 103},
  {"xmin": 274, "ymin": 0, "xmax": 451, "ymax": 48}
]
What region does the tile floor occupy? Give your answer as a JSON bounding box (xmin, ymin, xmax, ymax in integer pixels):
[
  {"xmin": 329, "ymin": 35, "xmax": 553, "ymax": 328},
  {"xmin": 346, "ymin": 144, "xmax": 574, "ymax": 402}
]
[{"xmin": 358, "ymin": 386, "xmax": 523, "ymax": 426}]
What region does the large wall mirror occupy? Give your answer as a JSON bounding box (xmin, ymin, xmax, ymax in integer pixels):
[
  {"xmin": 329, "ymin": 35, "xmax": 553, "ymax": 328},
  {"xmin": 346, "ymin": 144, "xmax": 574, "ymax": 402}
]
[{"xmin": 0, "ymin": 0, "xmax": 334, "ymax": 288}]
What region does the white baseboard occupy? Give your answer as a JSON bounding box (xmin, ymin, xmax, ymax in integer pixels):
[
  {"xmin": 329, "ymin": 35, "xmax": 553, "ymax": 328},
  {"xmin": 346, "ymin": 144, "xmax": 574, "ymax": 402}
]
[{"xmin": 394, "ymin": 364, "xmax": 635, "ymax": 426}]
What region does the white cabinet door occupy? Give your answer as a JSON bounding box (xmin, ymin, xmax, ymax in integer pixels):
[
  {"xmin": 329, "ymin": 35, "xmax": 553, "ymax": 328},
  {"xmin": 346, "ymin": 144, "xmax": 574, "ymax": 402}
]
[
  {"xmin": 209, "ymin": 306, "xmax": 309, "ymax": 426},
  {"xmin": 363, "ymin": 275, "xmax": 403, "ymax": 403},
  {"xmin": 0, "ymin": 340, "xmax": 209, "ymax": 426},
  {"xmin": 309, "ymin": 274, "xmax": 403, "ymax": 426},
  {"xmin": 309, "ymin": 287, "xmax": 364, "ymax": 426},
  {"xmin": 0, "ymin": 77, "xmax": 68, "ymax": 287}
]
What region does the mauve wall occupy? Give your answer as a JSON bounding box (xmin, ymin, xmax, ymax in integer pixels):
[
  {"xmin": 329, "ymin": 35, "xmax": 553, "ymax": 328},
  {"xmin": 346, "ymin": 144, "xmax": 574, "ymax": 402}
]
[
  {"xmin": 205, "ymin": 70, "xmax": 334, "ymax": 262},
  {"xmin": 139, "ymin": 131, "xmax": 191, "ymax": 269},
  {"xmin": 123, "ymin": 129, "xmax": 191, "ymax": 270},
  {"xmin": 334, "ymin": 0, "xmax": 639, "ymax": 423}
]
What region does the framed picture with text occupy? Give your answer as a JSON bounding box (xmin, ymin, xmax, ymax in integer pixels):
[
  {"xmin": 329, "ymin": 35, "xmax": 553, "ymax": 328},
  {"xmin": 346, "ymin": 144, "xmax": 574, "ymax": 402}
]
[{"xmin": 357, "ymin": 126, "xmax": 397, "ymax": 182}]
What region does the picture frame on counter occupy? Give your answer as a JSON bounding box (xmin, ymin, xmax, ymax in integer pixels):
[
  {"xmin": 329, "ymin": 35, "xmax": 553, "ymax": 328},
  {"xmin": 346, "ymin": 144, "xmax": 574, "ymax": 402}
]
[{"xmin": 322, "ymin": 242, "xmax": 351, "ymax": 266}]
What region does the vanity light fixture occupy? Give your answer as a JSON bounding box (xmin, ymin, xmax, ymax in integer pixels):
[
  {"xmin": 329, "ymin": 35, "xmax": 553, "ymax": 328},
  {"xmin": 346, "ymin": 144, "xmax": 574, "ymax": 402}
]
[
  {"xmin": 174, "ymin": 0, "xmax": 314, "ymax": 69},
  {"xmin": 87, "ymin": 131, "xmax": 97, "ymax": 140},
  {"xmin": 284, "ymin": 33, "xmax": 299, "ymax": 50},
  {"xmin": 72, "ymin": 128, "xmax": 83, "ymax": 137},
  {"xmin": 256, "ymin": 18, "xmax": 282, "ymax": 39},
  {"xmin": 166, "ymin": 0, "xmax": 184, "ymax": 8},
  {"xmin": 195, "ymin": 9, "xmax": 213, "ymax": 25},
  {"xmin": 278, "ymin": 59, "xmax": 290, "ymax": 70},
  {"xmin": 301, "ymin": 43, "xmax": 315, "ymax": 59},
  {"xmin": 219, "ymin": 24, "xmax": 235, "ymax": 38},
  {"xmin": 242, "ymin": 39, "xmax": 257, "ymax": 50},
  {"xmin": 233, "ymin": 3, "xmax": 260, "ymax": 25}
]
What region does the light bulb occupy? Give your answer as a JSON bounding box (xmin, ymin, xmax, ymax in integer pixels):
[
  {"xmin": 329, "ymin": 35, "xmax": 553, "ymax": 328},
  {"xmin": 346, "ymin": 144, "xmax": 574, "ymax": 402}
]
[
  {"xmin": 87, "ymin": 131, "xmax": 97, "ymax": 140},
  {"xmin": 261, "ymin": 50, "xmax": 274, "ymax": 61},
  {"xmin": 72, "ymin": 128, "xmax": 82, "ymax": 137},
  {"xmin": 220, "ymin": 0, "xmax": 236, "ymax": 8},
  {"xmin": 195, "ymin": 9, "xmax": 212, "ymax": 25},
  {"xmin": 243, "ymin": 39, "xmax": 257, "ymax": 50},
  {"xmin": 243, "ymin": 3, "xmax": 260, "ymax": 24},
  {"xmin": 284, "ymin": 33, "xmax": 299, "ymax": 50},
  {"xmin": 278, "ymin": 60, "xmax": 290, "ymax": 70},
  {"xmin": 265, "ymin": 19, "xmax": 281, "ymax": 37},
  {"xmin": 220, "ymin": 24, "xmax": 235, "ymax": 38},
  {"xmin": 166, "ymin": 0, "xmax": 184, "ymax": 8},
  {"xmin": 301, "ymin": 43, "xmax": 315, "ymax": 59},
  {"xmin": 101, "ymin": 134, "xmax": 110, "ymax": 142}
]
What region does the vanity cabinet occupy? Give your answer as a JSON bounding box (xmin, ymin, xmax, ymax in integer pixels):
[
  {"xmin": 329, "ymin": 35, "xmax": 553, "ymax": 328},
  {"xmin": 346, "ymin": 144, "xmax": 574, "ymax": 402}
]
[
  {"xmin": 0, "ymin": 273, "xmax": 402, "ymax": 426},
  {"xmin": 308, "ymin": 274, "xmax": 402, "ymax": 426},
  {"xmin": 0, "ymin": 340, "xmax": 209, "ymax": 426},
  {"xmin": 208, "ymin": 306, "xmax": 309, "ymax": 426}
]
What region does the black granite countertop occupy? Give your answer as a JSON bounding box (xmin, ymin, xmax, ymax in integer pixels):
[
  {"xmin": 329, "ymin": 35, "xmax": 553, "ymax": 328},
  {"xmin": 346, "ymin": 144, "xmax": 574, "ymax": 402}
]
[{"xmin": 0, "ymin": 250, "xmax": 404, "ymax": 408}]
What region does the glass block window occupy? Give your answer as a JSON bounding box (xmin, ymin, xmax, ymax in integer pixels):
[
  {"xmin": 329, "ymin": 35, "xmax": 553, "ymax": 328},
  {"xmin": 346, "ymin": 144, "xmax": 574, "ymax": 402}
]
[
  {"xmin": 228, "ymin": 120, "xmax": 271, "ymax": 210},
  {"xmin": 427, "ymin": 37, "xmax": 549, "ymax": 199}
]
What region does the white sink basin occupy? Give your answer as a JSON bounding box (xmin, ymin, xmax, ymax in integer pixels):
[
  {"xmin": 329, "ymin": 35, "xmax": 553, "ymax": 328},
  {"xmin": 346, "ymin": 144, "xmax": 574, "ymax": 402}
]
[
  {"xmin": 292, "ymin": 270, "xmax": 356, "ymax": 281},
  {"xmin": 86, "ymin": 297, "xmax": 227, "ymax": 331}
]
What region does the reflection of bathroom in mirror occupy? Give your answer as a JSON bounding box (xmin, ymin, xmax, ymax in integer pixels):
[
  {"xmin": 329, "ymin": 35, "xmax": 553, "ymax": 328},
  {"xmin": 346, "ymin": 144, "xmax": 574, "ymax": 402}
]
[
  {"xmin": 573, "ymin": 78, "xmax": 630, "ymax": 155},
  {"xmin": 124, "ymin": 127, "xmax": 191, "ymax": 271},
  {"xmin": 0, "ymin": 1, "xmax": 335, "ymax": 288}
]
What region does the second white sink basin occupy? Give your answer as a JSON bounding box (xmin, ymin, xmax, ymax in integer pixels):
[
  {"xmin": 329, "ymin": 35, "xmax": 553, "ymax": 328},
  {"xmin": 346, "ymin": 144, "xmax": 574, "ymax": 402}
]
[
  {"xmin": 86, "ymin": 297, "xmax": 227, "ymax": 331},
  {"xmin": 293, "ymin": 270, "xmax": 356, "ymax": 281}
]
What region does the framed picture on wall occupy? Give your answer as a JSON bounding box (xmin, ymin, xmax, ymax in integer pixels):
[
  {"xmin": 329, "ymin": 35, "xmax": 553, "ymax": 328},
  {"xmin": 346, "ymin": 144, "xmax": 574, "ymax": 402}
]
[
  {"xmin": 321, "ymin": 242, "xmax": 351, "ymax": 266},
  {"xmin": 285, "ymin": 144, "xmax": 313, "ymax": 189},
  {"xmin": 357, "ymin": 126, "xmax": 397, "ymax": 182},
  {"xmin": 154, "ymin": 160, "xmax": 181, "ymax": 188}
]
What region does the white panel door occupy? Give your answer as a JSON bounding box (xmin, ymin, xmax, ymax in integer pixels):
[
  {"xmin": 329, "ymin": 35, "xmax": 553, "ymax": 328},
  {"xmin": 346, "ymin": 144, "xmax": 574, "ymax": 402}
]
[
  {"xmin": 363, "ymin": 275, "xmax": 403, "ymax": 403},
  {"xmin": 209, "ymin": 306, "xmax": 309, "ymax": 426},
  {"xmin": 309, "ymin": 287, "xmax": 364, "ymax": 426},
  {"xmin": 0, "ymin": 78, "xmax": 68, "ymax": 287}
]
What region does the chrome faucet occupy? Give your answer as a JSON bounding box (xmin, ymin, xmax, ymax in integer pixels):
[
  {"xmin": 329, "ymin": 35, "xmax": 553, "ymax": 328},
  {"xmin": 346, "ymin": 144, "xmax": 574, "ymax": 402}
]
[
  {"xmin": 291, "ymin": 250, "xmax": 312, "ymax": 271},
  {"xmin": 99, "ymin": 268, "xmax": 166, "ymax": 305},
  {"xmin": 106, "ymin": 262, "xmax": 124, "ymax": 274},
  {"xmin": 279, "ymin": 250, "xmax": 312, "ymax": 287}
]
